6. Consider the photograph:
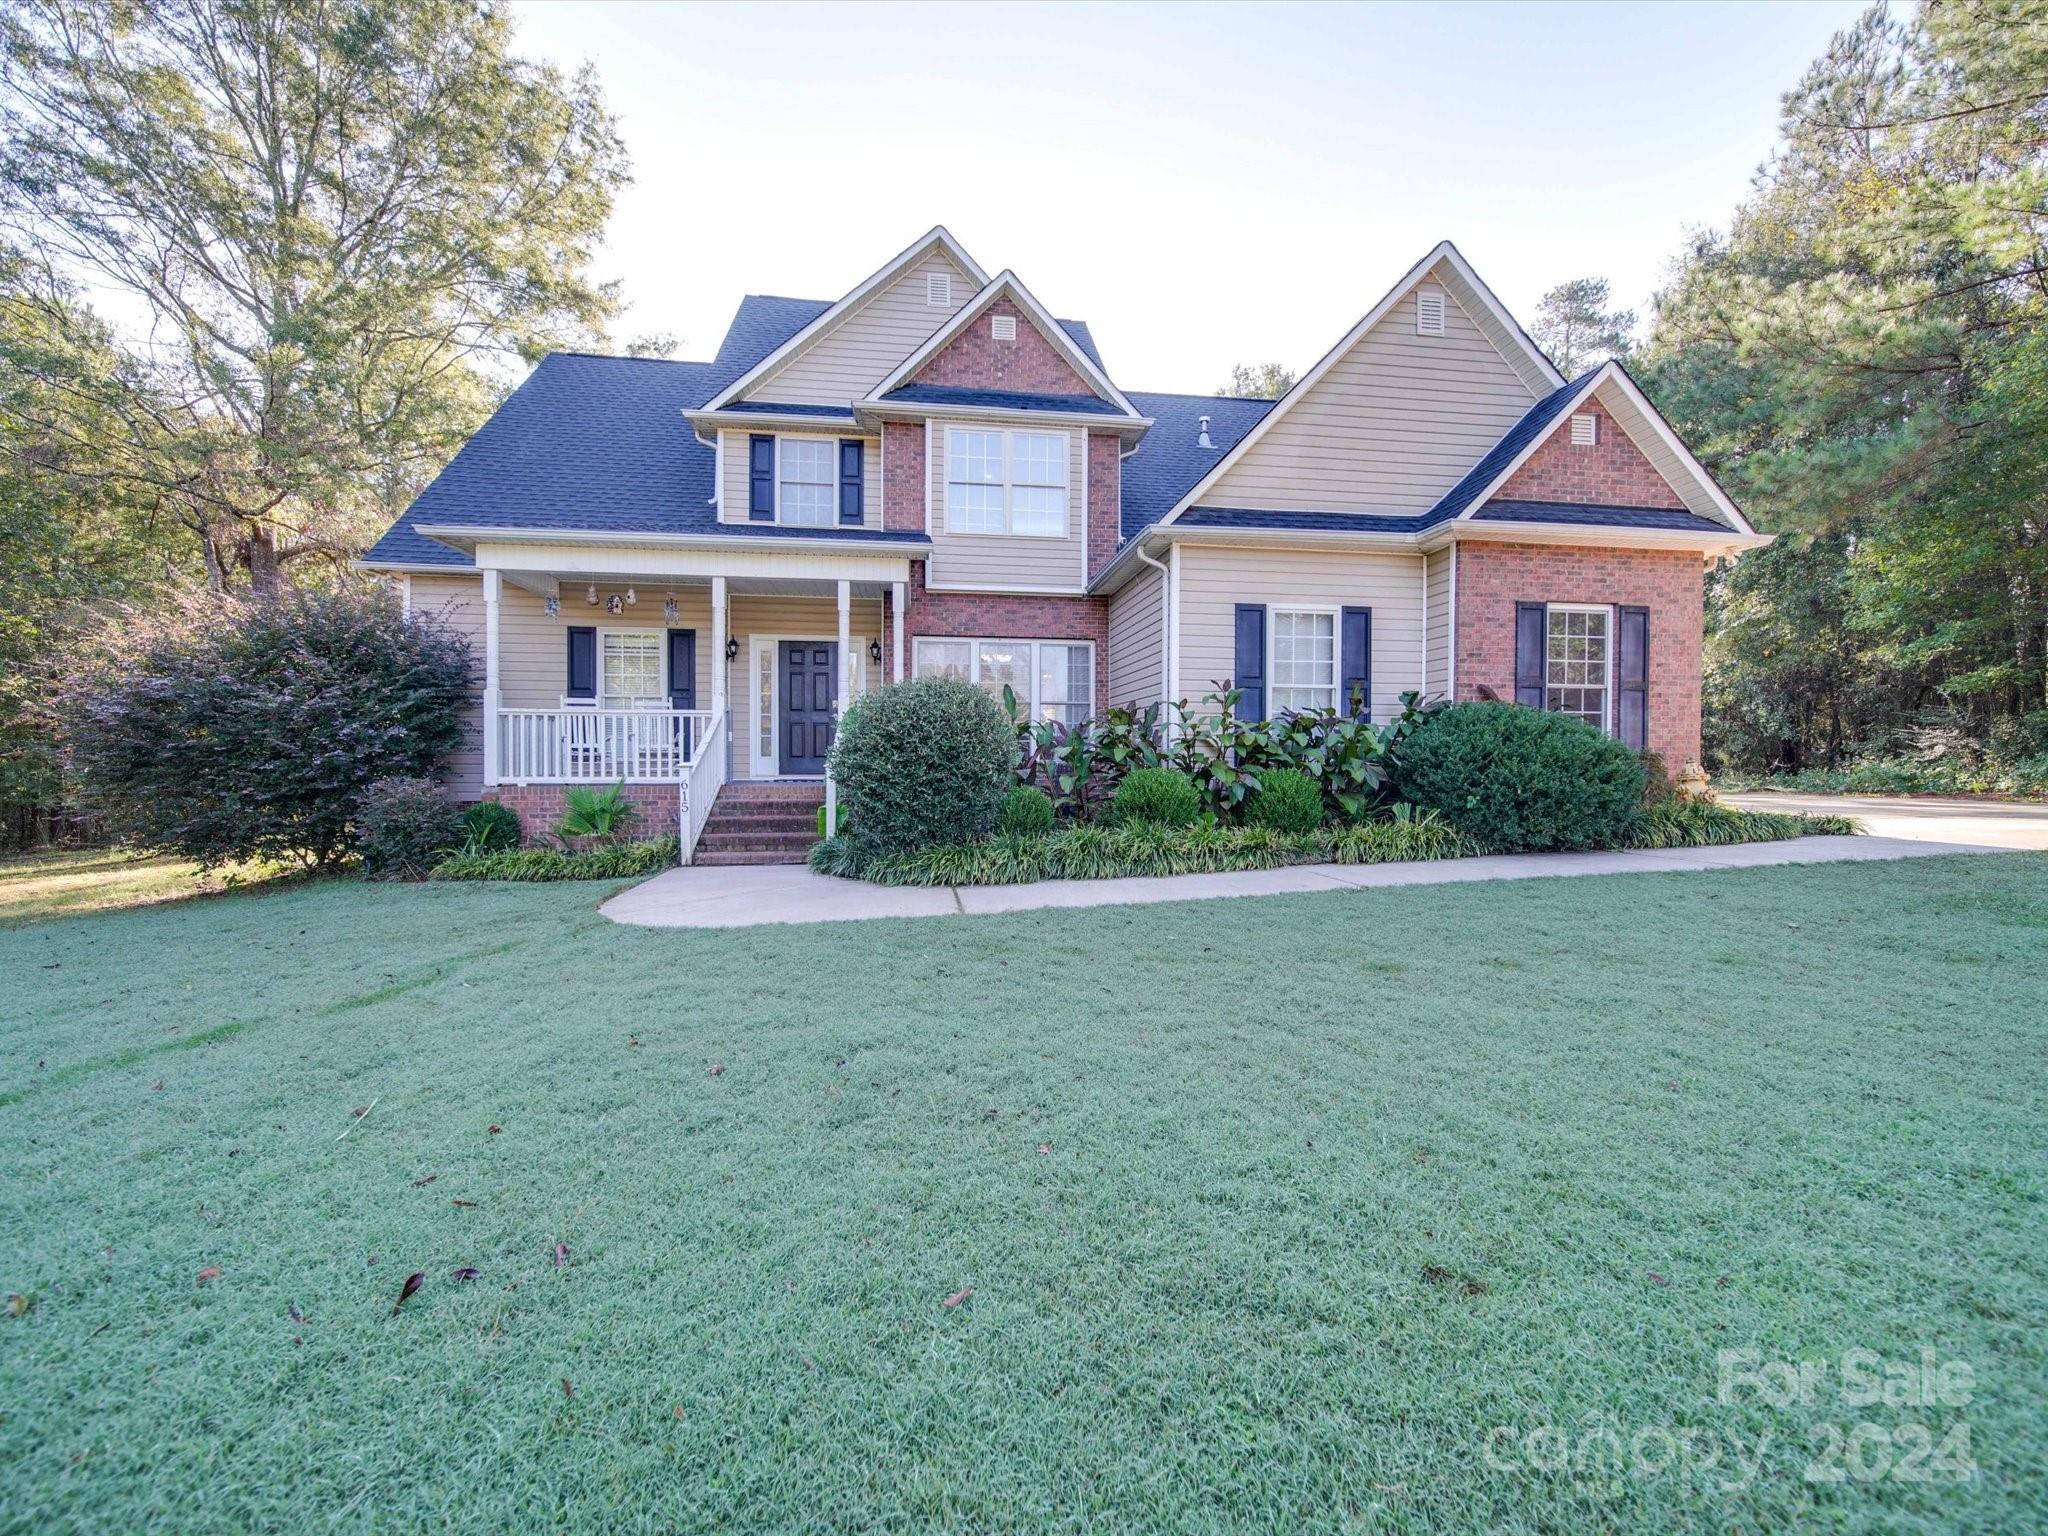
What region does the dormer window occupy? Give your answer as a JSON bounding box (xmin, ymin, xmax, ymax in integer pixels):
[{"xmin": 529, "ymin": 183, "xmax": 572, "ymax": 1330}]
[
  {"xmin": 1416, "ymin": 287, "xmax": 1446, "ymax": 336},
  {"xmin": 1571, "ymin": 413, "xmax": 1598, "ymax": 446},
  {"xmin": 926, "ymin": 272, "xmax": 951, "ymax": 307}
]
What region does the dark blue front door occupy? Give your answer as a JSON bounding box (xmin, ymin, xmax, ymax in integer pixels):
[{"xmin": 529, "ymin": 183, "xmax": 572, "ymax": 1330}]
[{"xmin": 779, "ymin": 641, "xmax": 836, "ymax": 776}]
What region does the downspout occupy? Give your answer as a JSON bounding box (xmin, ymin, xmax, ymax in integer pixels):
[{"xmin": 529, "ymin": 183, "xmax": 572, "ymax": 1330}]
[{"xmin": 1136, "ymin": 542, "xmax": 1172, "ymax": 727}]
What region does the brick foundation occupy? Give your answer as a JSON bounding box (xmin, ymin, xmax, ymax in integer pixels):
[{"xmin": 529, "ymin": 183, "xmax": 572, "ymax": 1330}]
[
  {"xmin": 1453, "ymin": 540, "xmax": 1704, "ymax": 769},
  {"xmin": 483, "ymin": 783, "xmax": 681, "ymax": 846}
]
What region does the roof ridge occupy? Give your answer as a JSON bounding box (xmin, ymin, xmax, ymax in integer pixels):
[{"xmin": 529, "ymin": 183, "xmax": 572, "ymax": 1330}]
[{"xmin": 544, "ymin": 349, "xmax": 715, "ymax": 367}]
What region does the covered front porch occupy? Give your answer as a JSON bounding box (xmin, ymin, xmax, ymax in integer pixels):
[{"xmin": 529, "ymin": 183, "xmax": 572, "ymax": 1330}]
[{"xmin": 435, "ymin": 531, "xmax": 920, "ymax": 860}]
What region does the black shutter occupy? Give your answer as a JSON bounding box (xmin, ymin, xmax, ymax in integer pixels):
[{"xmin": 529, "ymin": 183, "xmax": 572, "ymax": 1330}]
[
  {"xmin": 1234, "ymin": 603, "xmax": 1266, "ymax": 721},
  {"xmin": 1617, "ymin": 605, "xmax": 1649, "ymax": 750},
  {"xmin": 1514, "ymin": 602, "xmax": 1547, "ymax": 709},
  {"xmin": 566, "ymin": 626, "xmax": 597, "ymax": 700},
  {"xmin": 1341, "ymin": 606, "xmax": 1372, "ymax": 721},
  {"xmin": 748, "ymin": 434, "xmax": 775, "ymax": 521},
  {"xmin": 666, "ymin": 630, "xmax": 697, "ymax": 709},
  {"xmin": 838, "ymin": 439, "xmax": 864, "ymax": 526}
]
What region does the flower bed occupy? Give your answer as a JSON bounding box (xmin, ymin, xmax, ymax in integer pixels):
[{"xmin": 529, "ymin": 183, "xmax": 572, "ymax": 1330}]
[{"xmin": 430, "ymin": 837, "xmax": 677, "ymax": 882}]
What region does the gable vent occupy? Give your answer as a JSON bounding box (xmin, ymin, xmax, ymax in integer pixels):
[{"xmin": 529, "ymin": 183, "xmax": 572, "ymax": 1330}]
[
  {"xmin": 1416, "ymin": 287, "xmax": 1446, "ymax": 336},
  {"xmin": 926, "ymin": 272, "xmax": 951, "ymax": 307},
  {"xmin": 1571, "ymin": 412, "xmax": 1598, "ymax": 446},
  {"xmin": 991, "ymin": 314, "xmax": 1017, "ymax": 342}
]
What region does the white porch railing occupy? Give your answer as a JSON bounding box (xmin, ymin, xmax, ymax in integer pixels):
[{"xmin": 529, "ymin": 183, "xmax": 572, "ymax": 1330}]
[
  {"xmin": 498, "ymin": 708, "xmax": 717, "ymax": 784},
  {"xmin": 679, "ymin": 712, "xmax": 727, "ymax": 865}
]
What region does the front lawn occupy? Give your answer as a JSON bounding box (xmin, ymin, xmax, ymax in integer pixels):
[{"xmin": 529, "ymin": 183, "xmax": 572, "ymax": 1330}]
[
  {"xmin": 2, "ymin": 857, "xmax": 2042, "ymax": 1531},
  {"xmin": 0, "ymin": 848, "xmax": 290, "ymax": 924}
]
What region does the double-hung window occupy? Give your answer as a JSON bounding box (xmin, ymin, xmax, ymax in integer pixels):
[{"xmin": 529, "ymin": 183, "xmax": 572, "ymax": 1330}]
[
  {"xmin": 1545, "ymin": 605, "xmax": 1610, "ymax": 729},
  {"xmin": 776, "ymin": 438, "xmax": 835, "ymax": 527},
  {"xmin": 601, "ymin": 632, "xmax": 663, "ymax": 706},
  {"xmin": 914, "ymin": 637, "xmax": 1093, "ymax": 725},
  {"xmin": 1269, "ymin": 609, "xmax": 1337, "ymax": 714},
  {"xmin": 945, "ymin": 428, "xmax": 1068, "ymax": 537}
]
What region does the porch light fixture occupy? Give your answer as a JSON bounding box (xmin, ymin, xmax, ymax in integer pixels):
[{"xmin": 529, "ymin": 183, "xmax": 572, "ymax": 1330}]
[
  {"xmin": 543, "ymin": 595, "xmax": 560, "ymax": 618},
  {"xmin": 724, "ymin": 637, "xmax": 739, "ymax": 662},
  {"xmin": 585, "ymin": 584, "xmax": 598, "ymax": 606},
  {"xmin": 663, "ymin": 593, "xmax": 679, "ymax": 623},
  {"xmin": 868, "ymin": 639, "xmax": 883, "ymax": 665}
]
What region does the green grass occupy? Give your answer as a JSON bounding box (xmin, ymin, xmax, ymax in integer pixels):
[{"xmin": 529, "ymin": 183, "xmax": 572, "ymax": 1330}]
[
  {"xmin": 1, "ymin": 856, "xmax": 2043, "ymax": 1532},
  {"xmin": 0, "ymin": 847, "xmax": 292, "ymax": 923}
]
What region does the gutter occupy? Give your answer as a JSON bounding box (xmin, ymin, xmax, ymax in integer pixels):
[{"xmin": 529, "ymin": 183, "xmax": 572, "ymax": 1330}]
[{"xmin": 412, "ymin": 524, "xmax": 932, "ymax": 557}]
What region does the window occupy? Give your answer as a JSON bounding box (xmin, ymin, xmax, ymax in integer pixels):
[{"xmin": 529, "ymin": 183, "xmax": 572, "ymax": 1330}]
[
  {"xmin": 602, "ymin": 631, "xmax": 663, "ymax": 705},
  {"xmin": 1571, "ymin": 413, "xmax": 1598, "ymax": 446},
  {"xmin": 945, "ymin": 427, "xmax": 1069, "ymax": 537},
  {"xmin": 926, "ymin": 272, "xmax": 951, "ymax": 306},
  {"xmin": 1545, "ymin": 605, "xmax": 1610, "ymax": 730},
  {"xmin": 1270, "ymin": 610, "xmax": 1337, "ymax": 714},
  {"xmin": 914, "ymin": 638, "xmax": 1094, "ymax": 724},
  {"xmin": 1416, "ymin": 287, "xmax": 1446, "ymax": 336},
  {"xmin": 777, "ymin": 438, "xmax": 835, "ymax": 527}
]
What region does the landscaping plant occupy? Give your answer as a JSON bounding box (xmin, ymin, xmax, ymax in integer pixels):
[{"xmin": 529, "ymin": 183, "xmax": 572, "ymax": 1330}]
[
  {"xmin": 58, "ymin": 586, "xmax": 471, "ymax": 869},
  {"xmin": 458, "ymin": 801, "xmax": 523, "ymax": 853},
  {"xmin": 1108, "ymin": 767, "xmax": 1202, "ymax": 829},
  {"xmin": 1243, "ymin": 767, "xmax": 1324, "ymax": 834},
  {"xmin": 430, "ymin": 836, "xmax": 677, "ymax": 881},
  {"xmin": 354, "ymin": 777, "xmax": 464, "ymax": 881},
  {"xmin": 557, "ymin": 782, "xmax": 639, "ymax": 843},
  {"xmin": 997, "ymin": 785, "xmax": 1055, "ymax": 838},
  {"xmin": 1395, "ymin": 701, "xmax": 1647, "ymax": 852},
  {"xmin": 830, "ymin": 676, "xmax": 1014, "ymax": 859}
]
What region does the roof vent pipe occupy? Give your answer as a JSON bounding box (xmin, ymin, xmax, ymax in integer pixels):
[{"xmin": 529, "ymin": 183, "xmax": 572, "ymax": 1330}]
[{"xmin": 1197, "ymin": 415, "xmax": 1214, "ymax": 449}]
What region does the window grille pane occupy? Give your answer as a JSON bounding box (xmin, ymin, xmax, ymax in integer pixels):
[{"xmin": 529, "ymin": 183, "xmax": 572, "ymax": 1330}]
[
  {"xmin": 914, "ymin": 640, "xmax": 972, "ymax": 682},
  {"xmin": 1010, "ymin": 485, "xmax": 1064, "ymax": 536}
]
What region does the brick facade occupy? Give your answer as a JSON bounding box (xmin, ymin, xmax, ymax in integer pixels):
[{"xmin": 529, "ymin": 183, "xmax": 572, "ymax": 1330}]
[
  {"xmin": 1496, "ymin": 398, "xmax": 1685, "ymax": 509},
  {"xmin": 483, "ymin": 782, "xmax": 681, "ymax": 845},
  {"xmin": 900, "ymin": 566, "xmax": 1110, "ymax": 710},
  {"xmin": 883, "ymin": 419, "xmax": 924, "ymax": 533},
  {"xmin": 1453, "ymin": 540, "xmax": 1704, "ymax": 769},
  {"xmin": 911, "ymin": 296, "xmax": 1099, "ymax": 398},
  {"xmin": 1087, "ymin": 432, "xmax": 1120, "ymax": 582}
]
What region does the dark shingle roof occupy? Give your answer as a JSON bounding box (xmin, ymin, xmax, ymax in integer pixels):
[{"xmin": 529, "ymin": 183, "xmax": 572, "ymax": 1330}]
[
  {"xmin": 880, "ymin": 385, "xmax": 1124, "ymax": 415},
  {"xmin": 1421, "ymin": 370, "xmax": 1602, "ymax": 526},
  {"xmin": 1474, "ymin": 500, "xmax": 1732, "ymax": 533},
  {"xmin": 1117, "ymin": 393, "xmax": 1275, "ymax": 539}
]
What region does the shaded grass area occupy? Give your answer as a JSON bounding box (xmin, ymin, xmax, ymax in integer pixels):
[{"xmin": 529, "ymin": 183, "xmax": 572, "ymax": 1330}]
[
  {"xmin": 1, "ymin": 857, "xmax": 2043, "ymax": 1532},
  {"xmin": 0, "ymin": 848, "xmax": 290, "ymax": 924}
]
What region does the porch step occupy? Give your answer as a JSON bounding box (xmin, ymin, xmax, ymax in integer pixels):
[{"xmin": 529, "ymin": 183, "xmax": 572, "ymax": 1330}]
[
  {"xmin": 689, "ymin": 782, "xmax": 827, "ymax": 866},
  {"xmin": 718, "ymin": 782, "xmax": 826, "ymax": 803},
  {"xmin": 692, "ymin": 847, "xmax": 820, "ymax": 867},
  {"xmin": 695, "ymin": 828, "xmax": 817, "ymax": 854}
]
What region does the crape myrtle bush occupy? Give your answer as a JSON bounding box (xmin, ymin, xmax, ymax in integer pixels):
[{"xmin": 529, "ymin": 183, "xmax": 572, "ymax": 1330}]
[
  {"xmin": 60, "ymin": 586, "xmax": 471, "ymax": 868},
  {"xmin": 1394, "ymin": 701, "xmax": 1646, "ymax": 852},
  {"xmin": 829, "ymin": 676, "xmax": 1014, "ymax": 860}
]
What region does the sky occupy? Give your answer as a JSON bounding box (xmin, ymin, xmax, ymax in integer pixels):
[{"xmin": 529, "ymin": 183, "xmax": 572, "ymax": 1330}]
[{"xmin": 508, "ymin": 0, "xmax": 1863, "ymax": 393}]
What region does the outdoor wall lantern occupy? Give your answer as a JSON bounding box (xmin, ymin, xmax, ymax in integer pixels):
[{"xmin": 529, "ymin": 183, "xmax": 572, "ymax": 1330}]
[
  {"xmin": 724, "ymin": 637, "xmax": 740, "ymax": 662},
  {"xmin": 868, "ymin": 639, "xmax": 883, "ymax": 665}
]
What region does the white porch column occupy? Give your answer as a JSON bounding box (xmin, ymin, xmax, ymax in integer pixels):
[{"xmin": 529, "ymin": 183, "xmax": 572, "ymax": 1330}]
[
  {"xmin": 827, "ymin": 579, "xmax": 850, "ymax": 835},
  {"xmin": 482, "ymin": 569, "xmax": 502, "ymax": 786},
  {"xmin": 710, "ymin": 576, "xmax": 728, "ymax": 715},
  {"xmin": 892, "ymin": 580, "xmax": 906, "ymax": 683}
]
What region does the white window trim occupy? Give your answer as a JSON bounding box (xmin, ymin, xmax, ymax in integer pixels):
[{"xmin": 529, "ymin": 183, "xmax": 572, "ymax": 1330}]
[
  {"xmin": 746, "ymin": 632, "xmax": 873, "ymax": 779},
  {"xmin": 1542, "ymin": 602, "xmax": 1615, "ymax": 736},
  {"xmin": 943, "ymin": 426, "xmax": 1072, "ymax": 540},
  {"xmin": 771, "ymin": 434, "xmax": 844, "ymax": 530},
  {"xmin": 912, "ymin": 636, "xmax": 1096, "ymax": 724},
  {"xmin": 595, "ymin": 626, "xmax": 670, "ymax": 708},
  {"xmin": 1265, "ymin": 605, "xmax": 1341, "ymax": 716}
]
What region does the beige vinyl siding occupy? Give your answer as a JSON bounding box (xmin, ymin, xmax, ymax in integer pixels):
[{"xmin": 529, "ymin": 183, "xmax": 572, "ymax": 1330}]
[
  {"xmin": 1106, "ymin": 566, "xmax": 1165, "ymax": 710},
  {"xmin": 718, "ymin": 430, "xmax": 881, "ymax": 529},
  {"xmin": 1423, "ymin": 546, "xmax": 1452, "ymax": 698},
  {"xmin": 409, "ymin": 574, "xmax": 487, "ymax": 799},
  {"xmin": 1438, "ymin": 261, "xmax": 1559, "ymax": 397},
  {"xmin": 748, "ymin": 250, "xmax": 972, "ymax": 405},
  {"xmin": 1176, "ymin": 545, "xmax": 1426, "ymax": 722},
  {"xmin": 1202, "ymin": 261, "xmax": 1539, "ymax": 515},
  {"xmin": 727, "ymin": 594, "xmax": 884, "ymax": 779},
  {"xmin": 925, "ymin": 420, "xmax": 1088, "ymax": 592}
]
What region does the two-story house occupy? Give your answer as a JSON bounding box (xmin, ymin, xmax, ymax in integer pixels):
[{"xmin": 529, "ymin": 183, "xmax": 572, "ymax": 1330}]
[{"xmin": 361, "ymin": 227, "xmax": 1765, "ymax": 863}]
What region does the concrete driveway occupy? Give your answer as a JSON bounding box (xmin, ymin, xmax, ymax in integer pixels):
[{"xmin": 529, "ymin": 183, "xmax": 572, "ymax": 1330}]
[{"xmin": 1722, "ymin": 791, "xmax": 2048, "ymax": 850}]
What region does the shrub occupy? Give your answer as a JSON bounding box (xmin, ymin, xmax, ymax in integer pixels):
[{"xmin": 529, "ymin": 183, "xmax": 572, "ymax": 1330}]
[
  {"xmin": 1244, "ymin": 768, "xmax": 1324, "ymax": 833},
  {"xmin": 431, "ymin": 837, "xmax": 677, "ymax": 881},
  {"xmin": 459, "ymin": 800, "xmax": 523, "ymax": 853},
  {"xmin": 355, "ymin": 777, "xmax": 463, "ymax": 880},
  {"xmin": 1638, "ymin": 750, "xmax": 1676, "ymax": 807},
  {"xmin": 828, "ymin": 676, "xmax": 1014, "ymax": 859},
  {"xmin": 998, "ymin": 785, "xmax": 1055, "ymax": 837},
  {"xmin": 1110, "ymin": 766, "xmax": 1202, "ymax": 827},
  {"xmin": 59, "ymin": 586, "xmax": 471, "ymax": 868},
  {"xmin": 558, "ymin": 782, "xmax": 638, "ymax": 842},
  {"xmin": 1394, "ymin": 702, "xmax": 1647, "ymax": 852}
]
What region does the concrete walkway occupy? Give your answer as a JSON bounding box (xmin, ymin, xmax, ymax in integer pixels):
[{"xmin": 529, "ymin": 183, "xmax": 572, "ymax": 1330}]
[
  {"xmin": 1723, "ymin": 791, "xmax": 2048, "ymax": 850},
  {"xmin": 601, "ymin": 833, "xmax": 2007, "ymax": 930}
]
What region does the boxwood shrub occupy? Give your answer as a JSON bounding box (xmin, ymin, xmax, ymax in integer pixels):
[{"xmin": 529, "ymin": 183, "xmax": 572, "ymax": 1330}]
[
  {"xmin": 1394, "ymin": 701, "xmax": 1647, "ymax": 851},
  {"xmin": 998, "ymin": 785, "xmax": 1055, "ymax": 837},
  {"xmin": 1244, "ymin": 767, "xmax": 1323, "ymax": 833},
  {"xmin": 828, "ymin": 676, "xmax": 1014, "ymax": 860},
  {"xmin": 1109, "ymin": 767, "xmax": 1202, "ymax": 828}
]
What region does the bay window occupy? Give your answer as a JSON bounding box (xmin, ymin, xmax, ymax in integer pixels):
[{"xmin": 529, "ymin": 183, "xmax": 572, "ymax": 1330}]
[
  {"xmin": 945, "ymin": 427, "xmax": 1069, "ymax": 537},
  {"xmin": 1269, "ymin": 609, "xmax": 1337, "ymax": 714},
  {"xmin": 914, "ymin": 637, "xmax": 1094, "ymax": 725}
]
